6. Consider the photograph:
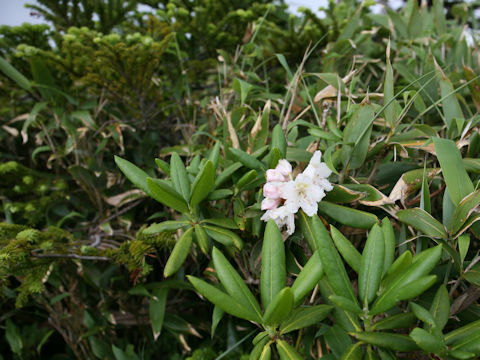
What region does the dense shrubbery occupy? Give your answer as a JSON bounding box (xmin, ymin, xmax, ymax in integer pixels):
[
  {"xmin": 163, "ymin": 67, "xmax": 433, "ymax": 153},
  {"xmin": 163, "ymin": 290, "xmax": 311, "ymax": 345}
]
[{"xmin": 1, "ymin": 0, "xmax": 480, "ymax": 359}]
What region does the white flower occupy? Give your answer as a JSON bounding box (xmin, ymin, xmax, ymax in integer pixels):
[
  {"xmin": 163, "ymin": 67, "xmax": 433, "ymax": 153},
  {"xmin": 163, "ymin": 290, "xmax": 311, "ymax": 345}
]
[
  {"xmin": 303, "ymin": 151, "xmax": 333, "ymax": 191},
  {"xmin": 261, "ymin": 205, "xmax": 295, "ymax": 235},
  {"xmin": 266, "ymin": 169, "xmax": 286, "ymax": 182},
  {"xmin": 275, "ymin": 159, "xmax": 292, "ymax": 177},
  {"xmin": 282, "ymin": 173, "xmax": 326, "ymax": 216},
  {"xmin": 261, "ymin": 197, "xmax": 281, "ymax": 210},
  {"xmin": 263, "ymin": 182, "xmax": 283, "ymax": 199}
]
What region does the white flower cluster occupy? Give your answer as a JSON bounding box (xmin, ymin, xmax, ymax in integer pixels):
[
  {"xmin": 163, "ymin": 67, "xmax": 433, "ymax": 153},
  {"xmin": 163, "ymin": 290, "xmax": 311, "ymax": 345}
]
[{"xmin": 260, "ymin": 151, "xmax": 333, "ymax": 235}]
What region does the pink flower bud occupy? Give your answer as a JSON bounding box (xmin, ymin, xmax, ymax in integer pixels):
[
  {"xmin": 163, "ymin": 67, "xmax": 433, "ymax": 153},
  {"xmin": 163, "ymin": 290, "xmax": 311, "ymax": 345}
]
[
  {"xmin": 275, "ymin": 159, "xmax": 292, "ymax": 177},
  {"xmin": 261, "ymin": 197, "xmax": 281, "ymax": 210},
  {"xmin": 266, "ymin": 169, "xmax": 285, "ymax": 182},
  {"xmin": 263, "ymin": 182, "xmax": 282, "ymax": 199}
]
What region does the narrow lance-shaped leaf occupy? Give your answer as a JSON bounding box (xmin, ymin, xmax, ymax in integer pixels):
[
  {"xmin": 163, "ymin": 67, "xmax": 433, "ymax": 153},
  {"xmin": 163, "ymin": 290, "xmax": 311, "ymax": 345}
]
[
  {"xmin": 212, "ymin": 247, "xmax": 262, "ymax": 322},
  {"xmin": 430, "ymin": 284, "xmax": 450, "ymax": 331},
  {"xmin": 272, "ymin": 124, "xmax": 287, "ymax": 158},
  {"xmin": 410, "ymin": 327, "xmax": 446, "ymax": 355},
  {"xmin": 291, "ymin": 251, "xmax": 323, "ymax": 306},
  {"xmin": 0, "ymin": 56, "xmax": 32, "ymax": 91},
  {"xmin": 279, "ymin": 305, "xmax": 332, "ymax": 334},
  {"xmin": 190, "ymin": 160, "xmax": 215, "ymax": 207},
  {"xmin": 170, "ymin": 152, "xmax": 191, "ymax": 202},
  {"xmin": 381, "ymin": 217, "xmax": 395, "ymax": 276},
  {"xmin": 187, "ymin": 276, "xmax": 259, "ymax": 322},
  {"xmin": 276, "ymin": 339, "xmax": 303, "ymax": 360},
  {"xmin": 350, "ymin": 331, "xmax": 418, "ymax": 352},
  {"xmin": 359, "ymin": 224, "xmax": 385, "ymax": 307},
  {"xmin": 164, "ymin": 227, "xmax": 194, "ymax": 277},
  {"xmin": 262, "ymin": 287, "xmax": 294, "ymax": 326},
  {"xmin": 317, "ymin": 201, "xmax": 379, "ymax": 229},
  {"xmin": 312, "ymin": 215, "xmax": 357, "ymax": 303},
  {"xmin": 150, "ymin": 288, "xmax": 168, "ymax": 341},
  {"xmin": 115, "ymin": 156, "xmax": 152, "ymax": 197},
  {"xmin": 147, "ymin": 178, "xmax": 189, "ymax": 213},
  {"xmin": 397, "ymin": 208, "xmax": 447, "ymax": 239},
  {"xmin": 433, "ymin": 137, "xmax": 474, "ymax": 205},
  {"xmin": 261, "ymin": 220, "xmax": 286, "ymax": 309},
  {"xmin": 330, "ymin": 226, "xmax": 361, "ymax": 273}
]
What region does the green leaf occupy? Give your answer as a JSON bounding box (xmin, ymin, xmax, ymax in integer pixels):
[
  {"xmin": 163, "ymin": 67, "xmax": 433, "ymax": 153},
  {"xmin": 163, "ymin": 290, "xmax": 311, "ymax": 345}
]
[
  {"xmin": 371, "ymin": 312, "xmax": 417, "ymax": 331},
  {"xmin": 208, "ymin": 142, "xmax": 221, "ymax": 170},
  {"xmin": 371, "ymin": 246, "xmax": 442, "ymax": 315},
  {"xmin": 236, "ymin": 169, "xmax": 258, "ymax": 191},
  {"xmin": 446, "ymin": 319, "xmax": 480, "ymax": 346},
  {"xmin": 259, "ymin": 343, "xmax": 272, "ymax": 360},
  {"xmin": 214, "ymin": 162, "xmax": 242, "ymax": 188},
  {"xmin": 233, "ymin": 78, "xmax": 253, "ymax": 105},
  {"xmin": 381, "ymin": 251, "xmax": 413, "ymax": 289},
  {"xmin": 147, "ymin": 178, "xmax": 189, "ymax": 213},
  {"xmin": 272, "ymin": 124, "xmax": 287, "ymax": 158},
  {"xmin": 318, "ymin": 201, "xmax": 379, "ymax": 229},
  {"xmin": 194, "ymin": 225, "xmax": 210, "ymax": 254},
  {"xmin": 410, "ymin": 302, "xmax": 436, "ymax": 327},
  {"xmin": 261, "ymin": 220, "xmax": 286, "ymax": 309},
  {"xmin": 170, "ymin": 152, "xmax": 191, "ymax": 202},
  {"xmin": 211, "ymin": 306, "xmax": 224, "ymax": 338},
  {"xmin": 143, "ymin": 221, "xmax": 190, "ymax": 234},
  {"xmin": 190, "ymin": 160, "xmax": 214, "ymax": 207},
  {"xmin": 201, "ymin": 218, "xmax": 238, "ymax": 229},
  {"xmin": 458, "ymin": 234, "xmax": 470, "ymax": 265},
  {"xmin": 430, "ymin": 284, "xmax": 450, "ymax": 331},
  {"xmin": 150, "ymin": 288, "xmax": 168, "ymax": 340},
  {"xmin": 331, "ymin": 226, "xmax": 361, "ymax": 273},
  {"xmin": 115, "ymin": 156, "xmax": 152, "ymax": 197},
  {"xmin": 340, "ymin": 342, "xmax": 363, "ymax": 360},
  {"xmin": 212, "ymin": 247, "xmax": 262, "ymax": 322},
  {"xmin": 381, "ymin": 218, "xmax": 395, "ymax": 276},
  {"xmin": 262, "ymin": 287, "xmax": 294, "ymax": 326},
  {"xmin": 448, "ymin": 190, "xmax": 480, "ymax": 235},
  {"xmin": 164, "ymin": 227, "xmax": 193, "ymax": 277},
  {"xmin": 349, "ymin": 331, "xmax": 418, "ymax": 352},
  {"xmin": 230, "ymin": 148, "xmax": 265, "ymax": 170},
  {"xmin": 451, "ymin": 330, "xmax": 480, "ymax": 353},
  {"xmin": 276, "ymin": 339, "xmax": 303, "ymax": 360},
  {"xmin": 203, "ymin": 225, "xmax": 243, "ymax": 250},
  {"xmin": 328, "ymin": 295, "xmax": 362, "ymax": 315},
  {"xmin": 396, "ymin": 208, "xmax": 447, "ymax": 239},
  {"xmin": 280, "ymin": 305, "xmax": 332, "ymax": 334},
  {"xmin": 291, "ymin": 251, "xmax": 323, "ymax": 306},
  {"xmin": 463, "ymin": 263, "xmax": 480, "ymax": 286},
  {"xmin": 312, "ymin": 215, "xmax": 357, "ymax": 303},
  {"xmin": 5, "ymin": 319, "xmax": 23, "ymax": 355},
  {"xmin": 324, "ymin": 185, "xmax": 365, "ymax": 204},
  {"xmin": 433, "ymin": 137, "xmax": 474, "ymax": 205},
  {"xmin": 0, "ymin": 56, "xmax": 32, "ymax": 91},
  {"xmin": 155, "ymin": 158, "xmax": 170, "ymax": 175},
  {"xmin": 250, "ymin": 336, "xmax": 270, "ymax": 360},
  {"xmin": 410, "ymin": 327, "xmax": 446, "ymax": 354},
  {"xmin": 208, "ymin": 189, "xmax": 234, "ymax": 200},
  {"xmin": 298, "ymin": 210, "xmax": 320, "ymax": 251},
  {"xmin": 324, "ymin": 325, "xmax": 352, "ymax": 358},
  {"xmin": 359, "ymin": 224, "xmax": 385, "ymax": 307},
  {"xmin": 187, "ymin": 276, "xmax": 260, "ymax": 322},
  {"xmin": 436, "ymin": 65, "xmax": 464, "ymax": 130},
  {"xmin": 384, "ymin": 46, "xmax": 396, "ymax": 127},
  {"xmin": 341, "ymin": 103, "xmax": 375, "ymax": 169}
]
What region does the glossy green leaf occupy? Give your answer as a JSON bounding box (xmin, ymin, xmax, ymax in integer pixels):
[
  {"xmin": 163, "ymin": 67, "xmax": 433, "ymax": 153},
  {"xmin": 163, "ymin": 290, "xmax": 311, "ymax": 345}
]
[
  {"xmin": 312, "ymin": 215, "xmax": 357, "ymax": 303},
  {"xmin": 187, "ymin": 276, "xmax": 259, "ymax": 322},
  {"xmin": 342, "ymin": 103, "xmax": 375, "ymax": 169},
  {"xmin": 331, "ymin": 225, "xmax": 361, "ymax": 273},
  {"xmin": 298, "ymin": 210, "xmax": 320, "ymax": 251},
  {"xmin": 211, "ymin": 305, "xmax": 224, "ymax": 338},
  {"xmin": 5, "ymin": 319, "xmax": 22, "ymax": 355},
  {"xmin": 446, "ymin": 319, "xmax": 480, "ymax": 345},
  {"xmin": 381, "ymin": 218, "xmax": 395, "ymax": 276},
  {"xmin": 201, "ymin": 218, "xmax": 238, "ymax": 229},
  {"xmin": 340, "ymin": 342, "xmax": 363, "ymax": 360},
  {"xmin": 147, "ymin": 178, "xmax": 189, "ymax": 213},
  {"xmin": 230, "ymin": 147, "xmax": 265, "ymax": 170},
  {"xmin": 261, "ymin": 220, "xmax": 286, "ymax": 309},
  {"xmin": 194, "ymin": 225, "xmax": 210, "ymax": 254},
  {"xmin": 448, "ymin": 190, "xmax": 480, "ymax": 235},
  {"xmin": 214, "ymin": 162, "xmax": 242, "ymax": 188},
  {"xmin": 259, "ymin": 343, "xmax": 271, "ymax": 360},
  {"xmin": 164, "ymin": 227, "xmax": 193, "ymax": 277},
  {"xmin": 450, "ymin": 330, "xmax": 480, "ymax": 353},
  {"xmin": 436, "ymin": 66, "xmax": 464, "ymax": 130},
  {"xmin": 463, "ymin": 263, "xmax": 480, "ymax": 287},
  {"xmin": 291, "ymin": 251, "xmax": 323, "ymax": 305},
  {"xmin": 155, "ymin": 158, "xmax": 170, "ymax": 175},
  {"xmin": 250, "ymin": 336, "xmax": 270, "ymax": 360},
  {"xmin": 324, "ymin": 324, "xmax": 352, "ymax": 358},
  {"xmin": 410, "ymin": 302, "xmax": 436, "ymax": 327},
  {"xmin": 203, "ymin": 225, "xmax": 243, "ymax": 250},
  {"xmin": 208, "ymin": 189, "xmax": 233, "ymax": 200},
  {"xmin": 208, "ymin": 142, "xmax": 221, "ymax": 170},
  {"xmin": 350, "ymin": 331, "xmax": 418, "ymax": 352},
  {"xmin": 317, "ymin": 201, "xmax": 379, "ymax": 229},
  {"xmin": 410, "ymin": 327, "xmax": 446, "ymax": 354},
  {"xmin": 236, "ymin": 169, "xmax": 258, "ymax": 191},
  {"xmin": 329, "ymin": 295, "xmax": 362, "ymax": 315},
  {"xmin": 458, "ymin": 234, "xmax": 470, "ymax": 265},
  {"xmin": 170, "ymin": 152, "xmax": 190, "ymax": 202},
  {"xmin": 262, "ymin": 287, "xmax": 293, "ymax": 326},
  {"xmin": 212, "ymin": 247, "xmax": 262, "ymax": 322},
  {"xmin": 0, "ymin": 56, "xmax": 32, "ymax": 91},
  {"xmin": 359, "ymin": 224, "xmax": 385, "ymax": 306},
  {"xmin": 280, "ymin": 305, "xmax": 332, "ymax": 334},
  {"xmin": 190, "ymin": 160, "xmax": 214, "ymax": 207},
  {"xmin": 381, "ymin": 251, "xmax": 413, "ymax": 289},
  {"xmin": 115, "ymin": 156, "xmax": 152, "ymax": 197},
  {"xmin": 276, "ymin": 339, "xmax": 303, "ymax": 360},
  {"xmin": 397, "ymin": 208, "xmax": 447, "ymax": 239},
  {"xmin": 371, "ymin": 312, "xmax": 417, "ymax": 331},
  {"xmin": 371, "ymin": 246, "xmax": 442, "ymax": 315},
  {"xmin": 272, "ymin": 124, "xmax": 287, "ymax": 158},
  {"xmin": 324, "ymin": 185, "xmax": 366, "ymax": 203},
  {"xmin": 384, "ymin": 45, "xmax": 396, "ymax": 127},
  {"xmin": 150, "ymin": 288, "xmax": 168, "ymax": 340},
  {"xmin": 430, "ymin": 284, "xmax": 450, "ymax": 331},
  {"xmin": 143, "ymin": 221, "xmax": 190, "ymax": 234},
  {"xmin": 433, "ymin": 137, "xmax": 474, "ymax": 205}
]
